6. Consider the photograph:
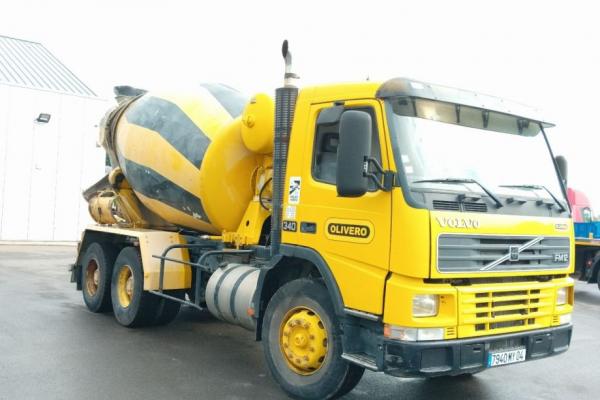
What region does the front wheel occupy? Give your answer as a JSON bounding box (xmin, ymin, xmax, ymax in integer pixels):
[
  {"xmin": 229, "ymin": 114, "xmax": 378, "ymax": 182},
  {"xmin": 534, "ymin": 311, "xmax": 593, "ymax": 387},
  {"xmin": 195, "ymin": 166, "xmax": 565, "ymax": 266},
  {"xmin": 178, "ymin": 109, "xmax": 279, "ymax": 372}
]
[{"xmin": 262, "ymin": 279, "xmax": 364, "ymax": 400}]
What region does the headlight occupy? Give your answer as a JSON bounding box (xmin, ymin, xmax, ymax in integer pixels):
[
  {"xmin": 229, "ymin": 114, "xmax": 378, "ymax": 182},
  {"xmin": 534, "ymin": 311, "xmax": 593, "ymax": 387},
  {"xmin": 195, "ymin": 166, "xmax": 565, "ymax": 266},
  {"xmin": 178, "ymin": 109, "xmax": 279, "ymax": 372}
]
[
  {"xmin": 559, "ymin": 313, "xmax": 572, "ymax": 325},
  {"xmin": 412, "ymin": 294, "xmax": 439, "ymax": 317},
  {"xmin": 384, "ymin": 325, "xmax": 445, "ymax": 341},
  {"xmin": 556, "ymin": 287, "xmax": 568, "ymax": 305}
]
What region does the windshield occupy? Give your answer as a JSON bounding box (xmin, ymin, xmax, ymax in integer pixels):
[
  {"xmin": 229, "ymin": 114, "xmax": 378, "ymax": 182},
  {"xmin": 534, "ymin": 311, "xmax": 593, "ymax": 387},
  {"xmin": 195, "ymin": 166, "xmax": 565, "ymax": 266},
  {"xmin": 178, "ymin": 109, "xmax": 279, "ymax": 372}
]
[{"xmin": 385, "ymin": 97, "xmax": 566, "ymax": 205}]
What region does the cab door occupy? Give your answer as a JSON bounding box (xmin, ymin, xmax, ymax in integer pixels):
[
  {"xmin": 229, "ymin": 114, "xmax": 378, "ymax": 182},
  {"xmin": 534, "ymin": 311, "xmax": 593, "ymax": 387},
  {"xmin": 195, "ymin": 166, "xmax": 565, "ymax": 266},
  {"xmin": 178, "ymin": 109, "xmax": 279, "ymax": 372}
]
[{"xmin": 283, "ymin": 99, "xmax": 392, "ymax": 315}]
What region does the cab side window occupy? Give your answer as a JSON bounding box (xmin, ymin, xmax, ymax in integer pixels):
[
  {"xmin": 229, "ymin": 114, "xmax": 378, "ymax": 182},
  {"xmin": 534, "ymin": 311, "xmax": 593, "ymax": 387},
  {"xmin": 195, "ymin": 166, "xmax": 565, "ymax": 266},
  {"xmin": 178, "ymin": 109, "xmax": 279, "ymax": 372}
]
[
  {"xmin": 582, "ymin": 207, "xmax": 593, "ymax": 223},
  {"xmin": 312, "ymin": 107, "xmax": 381, "ymax": 189},
  {"xmin": 313, "ymin": 132, "xmax": 339, "ymax": 183}
]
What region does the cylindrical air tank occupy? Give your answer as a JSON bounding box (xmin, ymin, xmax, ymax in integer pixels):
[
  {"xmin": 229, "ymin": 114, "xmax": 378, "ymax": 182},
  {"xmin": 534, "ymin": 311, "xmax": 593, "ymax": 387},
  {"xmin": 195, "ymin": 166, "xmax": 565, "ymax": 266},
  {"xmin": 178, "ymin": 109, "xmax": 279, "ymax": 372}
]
[{"xmin": 205, "ymin": 263, "xmax": 260, "ymax": 331}]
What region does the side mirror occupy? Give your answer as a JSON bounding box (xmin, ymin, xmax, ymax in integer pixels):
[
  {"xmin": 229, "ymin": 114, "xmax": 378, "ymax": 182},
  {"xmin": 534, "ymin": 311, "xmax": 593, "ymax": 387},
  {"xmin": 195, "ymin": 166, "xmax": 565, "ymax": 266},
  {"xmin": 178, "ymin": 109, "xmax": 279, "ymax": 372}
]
[
  {"xmin": 555, "ymin": 155, "xmax": 568, "ymax": 186},
  {"xmin": 336, "ymin": 110, "xmax": 372, "ymax": 197}
]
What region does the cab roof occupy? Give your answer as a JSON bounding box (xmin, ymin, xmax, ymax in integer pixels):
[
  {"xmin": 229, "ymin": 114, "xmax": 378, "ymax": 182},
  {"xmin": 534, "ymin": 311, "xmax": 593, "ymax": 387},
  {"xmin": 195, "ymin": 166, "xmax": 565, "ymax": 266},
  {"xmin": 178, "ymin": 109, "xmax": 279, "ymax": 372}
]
[
  {"xmin": 377, "ymin": 78, "xmax": 554, "ymax": 127},
  {"xmin": 302, "ymin": 78, "xmax": 554, "ymax": 127}
]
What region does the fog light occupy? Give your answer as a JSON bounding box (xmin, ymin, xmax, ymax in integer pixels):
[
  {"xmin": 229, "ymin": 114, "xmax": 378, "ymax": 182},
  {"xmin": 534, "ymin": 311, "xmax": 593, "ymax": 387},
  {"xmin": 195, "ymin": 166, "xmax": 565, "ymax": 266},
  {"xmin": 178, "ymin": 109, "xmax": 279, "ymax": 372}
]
[
  {"xmin": 384, "ymin": 324, "xmax": 445, "ymax": 341},
  {"xmin": 559, "ymin": 313, "xmax": 572, "ymax": 325},
  {"xmin": 412, "ymin": 294, "xmax": 439, "ymax": 317},
  {"xmin": 556, "ymin": 287, "xmax": 568, "ymax": 305}
]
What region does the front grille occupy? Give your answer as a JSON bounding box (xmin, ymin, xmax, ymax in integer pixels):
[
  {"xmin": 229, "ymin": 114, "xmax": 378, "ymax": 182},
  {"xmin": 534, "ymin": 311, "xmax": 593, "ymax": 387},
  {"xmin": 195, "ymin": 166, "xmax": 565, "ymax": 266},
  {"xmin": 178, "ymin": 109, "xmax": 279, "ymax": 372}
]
[
  {"xmin": 433, "ymin": 200, "xmax": 460, "ymax": 211},
  {"xmin": 446, "ymin": 326, "xmax": 456, "ymax": 338},
  {"xmin": 432, "ymin": 200, "xmax": 487, "ymax": 213},
  {"xmin": 489, "ymin": 338, "xmax": 525, "ymax": 351},
  {"xmin": 463, "ymin": 202, "xmax": 488, "ymax": 213},
  {"xmin": 437, "ymin": 234, "xmax": 570, "ymax": 273},
  {"xmin": 458, "ymin": 284, "xmax": 554, "ymax": 337}
]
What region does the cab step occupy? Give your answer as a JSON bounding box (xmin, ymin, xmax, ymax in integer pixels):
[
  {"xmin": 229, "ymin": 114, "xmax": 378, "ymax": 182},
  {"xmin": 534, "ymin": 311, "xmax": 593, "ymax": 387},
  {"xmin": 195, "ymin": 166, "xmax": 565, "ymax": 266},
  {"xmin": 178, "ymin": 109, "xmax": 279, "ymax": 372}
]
[{"xmin": 341, "ymin": 352, "xmax": 379, "ymax": 371}]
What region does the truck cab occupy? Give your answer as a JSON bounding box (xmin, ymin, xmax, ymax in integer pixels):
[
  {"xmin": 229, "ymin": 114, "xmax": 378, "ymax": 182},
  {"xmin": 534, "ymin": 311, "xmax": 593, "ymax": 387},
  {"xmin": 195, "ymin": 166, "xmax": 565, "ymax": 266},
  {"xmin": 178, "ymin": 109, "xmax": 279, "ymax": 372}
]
[
  {"xmin": 275, "ymin": 77, "xmax": 573, "ymax": 376},
  {"xmin": 569, "ymin": 187, "xmax": 600, "ymax": 288},
  {"xmin": 568, "ymin": 187, "xmax": 593, "ymax": 222}
]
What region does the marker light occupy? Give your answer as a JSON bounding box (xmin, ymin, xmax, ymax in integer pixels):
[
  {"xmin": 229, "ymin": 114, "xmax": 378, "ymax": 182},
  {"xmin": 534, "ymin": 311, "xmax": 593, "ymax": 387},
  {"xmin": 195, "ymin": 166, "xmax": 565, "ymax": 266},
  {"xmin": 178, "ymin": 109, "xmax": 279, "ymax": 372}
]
[
  {"xmin": 556, "ymin": 287, "xmax": 568, "ymax": 305},
  {"xmin": 384, "ymin": 325, "xmax": 445, "ymax": 341},
  {"xmin": 559, "ymin": 313, "xmax": 572, "ymax": 325}
]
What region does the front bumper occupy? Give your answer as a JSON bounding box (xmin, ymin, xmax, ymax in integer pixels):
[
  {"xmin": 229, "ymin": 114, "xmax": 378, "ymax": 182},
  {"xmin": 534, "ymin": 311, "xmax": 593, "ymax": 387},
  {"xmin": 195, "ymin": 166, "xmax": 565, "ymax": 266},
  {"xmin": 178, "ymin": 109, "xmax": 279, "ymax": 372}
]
[{"xmin": 383, "ymin": 324, "xmax": 572, "ymax": 377}]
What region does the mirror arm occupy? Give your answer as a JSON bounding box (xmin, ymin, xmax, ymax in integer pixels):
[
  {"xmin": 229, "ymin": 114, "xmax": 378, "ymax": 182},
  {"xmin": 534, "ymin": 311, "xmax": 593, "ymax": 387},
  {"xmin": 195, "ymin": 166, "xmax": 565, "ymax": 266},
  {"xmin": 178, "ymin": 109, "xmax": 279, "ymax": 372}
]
[
  {"xmin": 364, "ymin": 157, "xmax": 394, "ymax": 192},
  {"xmin": 365, "ymin": 156, "xmax": 385, "ymax": 174},
  {"xmin": 364, "ymin": 172, "xmax": 386, "ymax": 191}
]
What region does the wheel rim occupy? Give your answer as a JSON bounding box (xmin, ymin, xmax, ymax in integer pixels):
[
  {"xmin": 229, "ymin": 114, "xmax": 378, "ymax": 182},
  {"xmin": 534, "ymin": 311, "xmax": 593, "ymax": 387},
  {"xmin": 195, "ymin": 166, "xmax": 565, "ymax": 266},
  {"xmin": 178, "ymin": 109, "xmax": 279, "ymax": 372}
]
[
  {"xmin": 85, "ymin": 259, "xmax": 100, "ymax": 296},
  {"xmin": 117, "ymin": 265, "xmax": 134, "ymax": 308},
  {"xmin": 279, "ymin": 307, "xmax": 328, "ymax": 375}
]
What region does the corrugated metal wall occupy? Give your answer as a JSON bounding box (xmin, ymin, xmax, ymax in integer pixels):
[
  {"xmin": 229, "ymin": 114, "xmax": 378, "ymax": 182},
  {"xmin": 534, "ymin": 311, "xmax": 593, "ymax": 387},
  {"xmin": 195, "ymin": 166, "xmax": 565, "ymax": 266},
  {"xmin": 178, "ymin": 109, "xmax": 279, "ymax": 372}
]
[
  {"xmin": 0, "ymin": 84, "xmax": 107, "ymax": 241},
  {"xmin": 0, "ymin": 35, "xmax": 96, "ymax": 97}
]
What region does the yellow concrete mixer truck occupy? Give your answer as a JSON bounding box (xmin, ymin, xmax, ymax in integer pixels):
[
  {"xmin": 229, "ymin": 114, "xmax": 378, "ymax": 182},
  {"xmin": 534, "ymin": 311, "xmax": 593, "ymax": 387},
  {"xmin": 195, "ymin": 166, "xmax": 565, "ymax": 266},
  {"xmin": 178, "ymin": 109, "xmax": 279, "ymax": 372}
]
[{"xmin": 71, "ymin": 41, "xmax": 574, "ymax": 399}]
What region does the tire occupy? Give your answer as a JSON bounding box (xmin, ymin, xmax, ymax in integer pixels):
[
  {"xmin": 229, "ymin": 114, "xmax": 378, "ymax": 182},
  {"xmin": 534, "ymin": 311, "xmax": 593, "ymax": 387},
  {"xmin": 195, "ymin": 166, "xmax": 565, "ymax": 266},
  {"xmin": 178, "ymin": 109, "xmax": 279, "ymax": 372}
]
[
  {"xmin": 81, "ymin": 242, "xmax": 118, "ymax": 313},
  {"xmin": 262, "ymin": 279, "xmax": 364, "ymax": 400},
  {"xmin": 596, "ymin": 267, "xmax": 600, "ymax": 291},
  {"xmin": 336, "ymin": 363, "xmax": 365, "ymax": 397},
  {"xmin": 111, "ymin": 247, "xmax": 158, "ymax": 327},
  {"xmin": 152, "ymin": 290, "xmax": 184, "ymax": 326}
]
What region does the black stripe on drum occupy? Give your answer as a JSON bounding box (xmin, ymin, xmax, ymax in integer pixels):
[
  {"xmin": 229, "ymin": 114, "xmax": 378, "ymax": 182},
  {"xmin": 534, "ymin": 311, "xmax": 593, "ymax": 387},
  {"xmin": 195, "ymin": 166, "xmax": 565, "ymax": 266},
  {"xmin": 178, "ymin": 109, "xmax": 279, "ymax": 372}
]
[
  {"xmin": 120, "ymin": 157, "xmax": 210, "ymax": 224},
  {"xmin": 200, "ymin": 83, "xmax": 247, "ymax": 118},
  {"xmin": 125, "ymin": 96, "xmax": 210, "ymax": 167}
]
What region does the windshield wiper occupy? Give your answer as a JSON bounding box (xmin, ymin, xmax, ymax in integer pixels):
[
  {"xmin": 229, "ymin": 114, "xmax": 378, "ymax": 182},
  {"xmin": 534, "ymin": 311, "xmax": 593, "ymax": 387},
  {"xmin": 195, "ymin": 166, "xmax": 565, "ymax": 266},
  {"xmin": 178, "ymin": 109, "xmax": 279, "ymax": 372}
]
[
  {"xmin": 412, "ymin": 178, "xmax": 503, "ymax": 208},
  {"xmin": 498, "ymin": 184, "xmax": 566, "ymax": 212}
]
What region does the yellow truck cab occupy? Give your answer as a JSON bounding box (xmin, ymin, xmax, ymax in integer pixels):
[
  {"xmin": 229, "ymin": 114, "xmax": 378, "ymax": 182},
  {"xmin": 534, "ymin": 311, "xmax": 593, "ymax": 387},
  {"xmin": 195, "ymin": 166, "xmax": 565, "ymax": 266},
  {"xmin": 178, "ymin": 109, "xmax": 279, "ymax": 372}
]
[
  {"xmin": 71, "ymin": 43, "xmax": 573, "ymax": 399},
  {"xmin": 277, "ymin": 77, "xmax": 573, "ymax": 376}
]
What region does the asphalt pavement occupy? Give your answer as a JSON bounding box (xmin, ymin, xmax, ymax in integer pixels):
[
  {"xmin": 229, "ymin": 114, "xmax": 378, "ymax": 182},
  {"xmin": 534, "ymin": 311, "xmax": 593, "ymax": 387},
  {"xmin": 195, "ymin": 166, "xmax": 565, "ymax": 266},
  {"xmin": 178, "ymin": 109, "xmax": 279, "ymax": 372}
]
[{"xmin": 0, "ymin": 245, "xmax": 598, "ymax": 400}]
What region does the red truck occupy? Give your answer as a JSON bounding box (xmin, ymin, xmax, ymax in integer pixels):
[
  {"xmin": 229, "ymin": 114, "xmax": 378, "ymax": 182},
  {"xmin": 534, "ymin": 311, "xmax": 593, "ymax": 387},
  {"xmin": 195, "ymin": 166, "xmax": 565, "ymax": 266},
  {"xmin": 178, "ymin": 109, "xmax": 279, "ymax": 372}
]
[{"xmin": 569, "ymin": 187, "xmax": 600, "ymax": 289}]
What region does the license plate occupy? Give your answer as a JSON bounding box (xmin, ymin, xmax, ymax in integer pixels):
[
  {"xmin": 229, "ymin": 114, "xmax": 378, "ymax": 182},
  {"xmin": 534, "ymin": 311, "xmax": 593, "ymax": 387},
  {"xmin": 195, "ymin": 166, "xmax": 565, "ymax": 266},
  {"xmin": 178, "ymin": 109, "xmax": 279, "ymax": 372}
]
[{"xmin": 488, "ymin": 348, "xmax": 526, "ymax": 367}]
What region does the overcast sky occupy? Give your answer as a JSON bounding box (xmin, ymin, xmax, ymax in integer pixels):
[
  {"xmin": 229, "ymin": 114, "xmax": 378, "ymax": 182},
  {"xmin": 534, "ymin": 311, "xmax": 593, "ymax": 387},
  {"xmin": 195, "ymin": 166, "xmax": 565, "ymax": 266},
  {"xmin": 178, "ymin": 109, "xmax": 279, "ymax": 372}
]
[{"xmin": 2, "ymin": 0, "xmax": 599, "ymax": 208}]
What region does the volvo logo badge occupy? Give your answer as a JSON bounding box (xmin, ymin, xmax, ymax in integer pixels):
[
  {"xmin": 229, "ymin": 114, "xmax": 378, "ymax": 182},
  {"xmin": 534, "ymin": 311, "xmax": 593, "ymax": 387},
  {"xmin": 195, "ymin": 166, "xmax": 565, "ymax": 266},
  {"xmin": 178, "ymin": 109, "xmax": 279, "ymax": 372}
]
[
  {"xmin": 480, "ymin": 236, "xmax": 544, "ymax": 271},
  {"xmin": 436, "ymin": 216, "xmax": 480, "ymax": 229},
  {"xmin": 509, "ymin": 245, "xmax": 520, "ymax": 262}
]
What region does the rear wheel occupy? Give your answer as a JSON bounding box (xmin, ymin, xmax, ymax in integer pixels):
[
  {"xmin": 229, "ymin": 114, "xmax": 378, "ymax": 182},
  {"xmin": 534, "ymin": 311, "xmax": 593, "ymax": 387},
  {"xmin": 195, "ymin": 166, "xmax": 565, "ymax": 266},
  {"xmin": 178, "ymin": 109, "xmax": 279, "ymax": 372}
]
[
  {"xmin": 262, "ymin": 279, "xmax": 364, "ymax": 399},
  {"xmin": 81, "ymin": 242, "xmax": 118, "ymax": 313},
  {"xmin": 111, "ymin": 247, "xmax": 158, "ymax": 327}
]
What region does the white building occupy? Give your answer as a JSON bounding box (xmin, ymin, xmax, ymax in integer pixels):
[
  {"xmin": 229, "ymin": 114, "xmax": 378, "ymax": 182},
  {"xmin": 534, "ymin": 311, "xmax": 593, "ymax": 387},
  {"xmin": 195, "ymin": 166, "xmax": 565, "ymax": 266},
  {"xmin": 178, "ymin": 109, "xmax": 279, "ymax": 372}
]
[{"xmin": 0, "ymin": 35, "xmax": 107, "ymax": 242}]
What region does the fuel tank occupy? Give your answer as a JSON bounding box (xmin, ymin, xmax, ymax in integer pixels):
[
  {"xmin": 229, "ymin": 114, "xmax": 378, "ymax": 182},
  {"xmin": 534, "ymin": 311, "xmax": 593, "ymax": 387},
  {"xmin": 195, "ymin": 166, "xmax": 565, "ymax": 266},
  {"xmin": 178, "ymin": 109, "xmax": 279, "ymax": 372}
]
[
  {"xmin": 205, "ymin": 263, "xmax": 260, "ymax": 331},
  {"xmin": 101, "ymin": 84, "xmax": 268, "ymax": 234}
]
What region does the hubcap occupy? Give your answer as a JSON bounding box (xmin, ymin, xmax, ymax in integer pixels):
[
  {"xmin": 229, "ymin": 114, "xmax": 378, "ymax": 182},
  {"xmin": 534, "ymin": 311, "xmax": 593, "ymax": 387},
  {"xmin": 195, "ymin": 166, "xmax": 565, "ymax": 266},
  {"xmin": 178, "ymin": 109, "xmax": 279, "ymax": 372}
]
[
  {"xmin": 85, "ymin": 259, "xmax": 99, "ymax": 296},
  {"xmin": 117, "ymin": 265, "xmax": 134, "ymax": 308},
  {"xmin": 279, "ymin": 307, "xmax": 328, "ymax": 375}
]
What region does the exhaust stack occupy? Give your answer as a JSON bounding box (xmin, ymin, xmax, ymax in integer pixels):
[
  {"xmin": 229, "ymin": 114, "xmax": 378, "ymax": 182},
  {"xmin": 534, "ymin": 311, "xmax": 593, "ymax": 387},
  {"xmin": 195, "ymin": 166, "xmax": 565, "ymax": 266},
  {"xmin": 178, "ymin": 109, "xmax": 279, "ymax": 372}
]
[{"xmin": 271, "ymin": 40, "xmax": 299, "ymax": 256}]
